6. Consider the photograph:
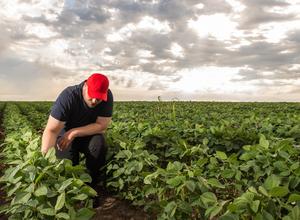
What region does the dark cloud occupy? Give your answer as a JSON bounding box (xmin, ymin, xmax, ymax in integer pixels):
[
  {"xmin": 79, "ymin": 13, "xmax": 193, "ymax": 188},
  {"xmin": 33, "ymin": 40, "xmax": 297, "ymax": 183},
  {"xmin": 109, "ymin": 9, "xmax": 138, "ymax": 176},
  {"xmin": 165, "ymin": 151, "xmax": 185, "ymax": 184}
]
[
  {"xmin": 0, "ymin": 54, "xmax": 77, "ymax": 100},
  {"xmin": 0, "ymin": 25, "xmax": 10, "ymax": 53},
  {"xmin": 288, "ymin": 30, "xmax": 300, "ymax": 43},
  {"xmin": 148, "ymin": 81, "xmax": 168, "ymax": 90},
  {"xmin": 194, "ymin": 0, "xmax": 232, "ymax": 15},
  {"xmin": 0, "ymin": 56, "xmax": 74, "ymax": 83},
  {"xmin": 232, "ymin": 67, "xmax": 300, "ymax": 82},
  {"xmin": 238, "ymin": 0, "xmax": 296, "ymax": 29}
]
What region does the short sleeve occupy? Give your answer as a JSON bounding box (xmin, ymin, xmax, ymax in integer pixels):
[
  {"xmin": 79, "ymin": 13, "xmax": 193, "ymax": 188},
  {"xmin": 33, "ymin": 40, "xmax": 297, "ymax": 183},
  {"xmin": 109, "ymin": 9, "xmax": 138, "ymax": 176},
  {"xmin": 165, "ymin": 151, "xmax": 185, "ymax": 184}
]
[
  {"xmin": 97, "ymin": 89, "xmax": 113, "ymax": 117},
  {"xmin": 50, "ymin": 88, "xmax": 72, "ymax": 121}
]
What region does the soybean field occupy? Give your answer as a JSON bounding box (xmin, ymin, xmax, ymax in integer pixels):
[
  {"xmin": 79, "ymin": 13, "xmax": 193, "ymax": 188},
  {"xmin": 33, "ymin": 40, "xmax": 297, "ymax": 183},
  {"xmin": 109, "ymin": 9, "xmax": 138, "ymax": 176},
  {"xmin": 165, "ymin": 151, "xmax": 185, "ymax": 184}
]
[{"xmin": 0, "ymin": 101, "xmax": 300, "ymax": 220}]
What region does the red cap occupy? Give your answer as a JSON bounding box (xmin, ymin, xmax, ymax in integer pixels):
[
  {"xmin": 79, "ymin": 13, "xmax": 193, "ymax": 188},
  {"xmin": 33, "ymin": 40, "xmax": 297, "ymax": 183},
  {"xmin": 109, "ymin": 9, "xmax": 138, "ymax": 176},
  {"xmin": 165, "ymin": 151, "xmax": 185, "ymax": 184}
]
[{"xmin": 86, "ymin": 73, "xmax": 109, "ymax": 101}]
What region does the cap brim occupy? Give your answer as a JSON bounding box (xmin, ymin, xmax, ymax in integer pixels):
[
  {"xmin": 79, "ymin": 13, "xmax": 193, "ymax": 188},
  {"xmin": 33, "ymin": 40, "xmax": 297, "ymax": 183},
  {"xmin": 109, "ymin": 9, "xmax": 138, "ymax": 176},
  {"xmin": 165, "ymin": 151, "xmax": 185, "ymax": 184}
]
[{"xmin": 88, "ymin": 90, "xmax": 108, "ymax": 101}]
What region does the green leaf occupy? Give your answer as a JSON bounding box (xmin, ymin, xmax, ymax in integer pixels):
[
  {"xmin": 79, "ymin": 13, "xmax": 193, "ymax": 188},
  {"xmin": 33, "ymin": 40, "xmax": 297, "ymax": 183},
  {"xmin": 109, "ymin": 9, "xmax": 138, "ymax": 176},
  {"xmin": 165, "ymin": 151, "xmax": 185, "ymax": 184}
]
[
  {"xmin": 290, "ymin": 162, "xmax": 299, "ymax": 170},
  {"xmin": 166, "ymin": 176, "xmax": 185, "ymax": 187},
  {"xmin": 13, "ymin": 192, "xmax": 31, "ymax": 204},
  {"xmin": 221, "ymin": 169, "xmax": 235, "ymax": 178},
  {"xmin": 76, "ymin": 208, "xmax": 95, "ymax": 220},
  {"xmin": 177, "ymin": 201, "xmax": 192, "ymax": 214},
  {"xmin": 207, "ymin": 178, "xmax": 225, "ymax": 188},
  {"xmin": 200, "ymin": 192, "xmax": 217, "ymax": 207},
  {"xmin": 205, "ymin": 204, "xmax": 222, "ymax": 219},
  {"xmin": 240, "ymin": 152, "xmax": 254, "ymax": 161},
  {"xmin": 55, "ymin": 192, "xmax": 65, "ymax": 211},
  {"xmin": 188, "ymin": 170, "xmax": 194, "ymax": 178},
  {"xmin": 264, "ymin": 174, "xmax": 281, "ymax": 190},
  {"xmin": 40, "ymin": 208, "xmax": 55, "ymax": 216},
  {"xmin": 250, "ymin": 200, "xmax": 260, "ymax": 213},
  {"xmin": 35, "ymin": 172, "xmax": 45, "ymax": 184},
  {"xmin": 8, "ymin": 165, "xmax": 22, "ymax": 182},
  {"xmin": 25, "ymin": 183, "xmax": 35, "ymax": 193},
  {"xmin": 34, "ymin": 185, "xmax": 48, "ymax": 197},
  {"xmin": 258, "ymin": 186, "xmax": 269, "ymax": 197},
  {"xmin": 68, "ymin": 207, "xmax": 76, "ymax": 220},
  {"xmin": 81, "ymin": 186, "xmax": 97, "ymax": 197},
  {"xmin": 167, "ymin": 161, "xmax": 183, "ymax": 171},
  {"xmin": 261, "ymin": 210, "xmax": 275, "ymax": 220},
  {"xmin": 255, "ymin": 213, "xmax": 264, "ymax": 220},
  {"xmin": 216, "ymin": 151, "xmax": 227, "ymax": 160},
  {"xmin": 273, "ymin": 161, "xmax": 288, "ymax": 171},
  {"xmin": 58, "ymin": 178, "xmax": 73, "ymax": 192},
  {"xmin": 290, "ymin": 206, "xmax": 300, "ymax": 220},
  {"xmin": 185, "ymin": 181, "xmax": 196, "ymax": 192},
  {"xmin": 79, "ymin": 173, "xmax": 92, "ymax": 183},
  {"xmin": 259, "ymin": 135, "xmax": 269, "ymax": 149},
  {"xmin": 56, "ymin": 212, "xmax": 70, "ymax": 219},
  {"xmin": 73, "ymin": 179, "xmax": 84, "ymax": 188},
  {"xmin": 7, "ymin": 182, "xmax": 22, "ymax": 197},
  {"xmin": 278, "ymin": 151, "xmax": 289, "ymax": 160},
  {"xmin": 269, "ymin": 186, "xmax": 289, "ymax": 197},
  {"xmin": 220, "ymin": 213, "xmax": 239, "ymax": 220},
  {"xmin": 288, "ymin": 193, "xmax": 300, "ymax": 202},
  {"xmin": 164, "ymin": 201, "xmax": 177, "ymax": 217},
  {"xmin": 45, "ymin": 147, "xmax": 57, "ymax": 163},
  {"xmin": 73, "ymin": 194, "xmax": 88, "ymax": 201},
  {"xmin": 254, "ymin": 210, "xmax": 275, "ymax": 220}
]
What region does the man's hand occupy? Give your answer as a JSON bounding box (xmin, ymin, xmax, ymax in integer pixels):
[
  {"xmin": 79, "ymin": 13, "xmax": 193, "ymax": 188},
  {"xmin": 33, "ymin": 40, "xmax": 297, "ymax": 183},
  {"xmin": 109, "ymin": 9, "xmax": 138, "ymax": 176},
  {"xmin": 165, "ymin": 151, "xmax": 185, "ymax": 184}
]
[
  {"xmin": 42, "ymin": 115, "xmax": 65, "ymax": 154},
  {"xmin": 57, "ymin": 129, "xmax": 76, "ymax": 151}
]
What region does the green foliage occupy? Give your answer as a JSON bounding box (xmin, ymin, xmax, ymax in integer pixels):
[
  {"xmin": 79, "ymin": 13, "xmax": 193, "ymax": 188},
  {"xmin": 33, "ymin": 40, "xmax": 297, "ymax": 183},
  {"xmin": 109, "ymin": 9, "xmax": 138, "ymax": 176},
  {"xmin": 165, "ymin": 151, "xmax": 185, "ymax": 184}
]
[
  {"xmin": 0, "ymin": 103, "xmax": 96, "ymax": 220},
  {"xmin": 104, "ymin": 102, "xmax": 300, "ymax": 219},
  {"xmin": 1, "ymin": 101, "xmax": 300, "ymax": 219}
]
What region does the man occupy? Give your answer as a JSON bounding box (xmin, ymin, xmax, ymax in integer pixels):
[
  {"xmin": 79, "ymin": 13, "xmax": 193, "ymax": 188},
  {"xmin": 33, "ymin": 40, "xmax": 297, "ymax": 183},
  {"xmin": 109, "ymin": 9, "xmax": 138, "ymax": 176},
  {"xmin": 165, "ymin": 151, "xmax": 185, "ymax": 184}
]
[{"xmin": 41, "ymin": 73, "xmax": 113, "ymax": 189}]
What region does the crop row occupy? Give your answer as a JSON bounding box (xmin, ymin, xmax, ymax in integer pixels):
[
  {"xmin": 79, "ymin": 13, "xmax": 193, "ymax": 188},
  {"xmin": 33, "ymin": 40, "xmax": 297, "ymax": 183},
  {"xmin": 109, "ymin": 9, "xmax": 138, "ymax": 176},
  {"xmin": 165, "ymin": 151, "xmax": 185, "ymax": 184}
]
[
  {"xmin": 16, "ymin": 102, "xmax": 48, "ymax": 133},
  {"xmin": 1, "ymin": 101, "xmax": 300, "ymax": 219},
  {"xmin": 0, "ymin": 103, "xmax": 97, "ymax": 220},
  {"xmin": 104, "ymin": 102, "xmax": 300, "ymax": 219}
]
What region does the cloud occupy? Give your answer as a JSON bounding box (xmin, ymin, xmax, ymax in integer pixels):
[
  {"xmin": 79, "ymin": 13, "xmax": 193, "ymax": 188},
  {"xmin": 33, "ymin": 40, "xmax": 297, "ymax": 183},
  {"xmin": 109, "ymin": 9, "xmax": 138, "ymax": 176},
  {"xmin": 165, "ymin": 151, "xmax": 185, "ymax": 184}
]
[
  {"xmin": 0, "ymin": 25, "xmax": 10, "ymax": 53},
  {"xmin": 0, "ymin": 54, "xmax": 76, "ymax": 100},
  {"xmin": 238, "ymin": 0, "xmax": 296, "ymax": 29},
  {"xmin": 0, "ymin": 0, "xmax": 300, "ymax": 100}
]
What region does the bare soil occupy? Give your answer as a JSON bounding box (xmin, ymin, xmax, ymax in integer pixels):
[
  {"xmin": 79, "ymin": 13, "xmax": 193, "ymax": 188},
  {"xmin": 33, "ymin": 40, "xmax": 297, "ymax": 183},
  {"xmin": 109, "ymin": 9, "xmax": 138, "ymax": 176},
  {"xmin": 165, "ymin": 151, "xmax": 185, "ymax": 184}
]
[{"xmin": 92, "ymin": 186, "xmax": 155, "ymax": 220}]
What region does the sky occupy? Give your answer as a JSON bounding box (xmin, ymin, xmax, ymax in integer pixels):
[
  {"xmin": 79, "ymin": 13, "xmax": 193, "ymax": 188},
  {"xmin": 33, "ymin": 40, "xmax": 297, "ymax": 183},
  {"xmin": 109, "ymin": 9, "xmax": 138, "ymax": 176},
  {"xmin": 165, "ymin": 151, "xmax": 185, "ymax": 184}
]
[{"xmin": 0, "ymin": 0, "xmax": 300, "ymax": 101}]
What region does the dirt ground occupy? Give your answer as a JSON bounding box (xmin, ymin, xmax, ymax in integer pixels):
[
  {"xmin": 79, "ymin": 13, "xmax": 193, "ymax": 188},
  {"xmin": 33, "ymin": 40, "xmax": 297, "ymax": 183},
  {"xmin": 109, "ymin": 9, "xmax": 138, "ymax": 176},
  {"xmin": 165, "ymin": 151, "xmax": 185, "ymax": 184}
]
[{"xmin": 92, "ymin": 186, "xmax": 155, "ymax": 220}]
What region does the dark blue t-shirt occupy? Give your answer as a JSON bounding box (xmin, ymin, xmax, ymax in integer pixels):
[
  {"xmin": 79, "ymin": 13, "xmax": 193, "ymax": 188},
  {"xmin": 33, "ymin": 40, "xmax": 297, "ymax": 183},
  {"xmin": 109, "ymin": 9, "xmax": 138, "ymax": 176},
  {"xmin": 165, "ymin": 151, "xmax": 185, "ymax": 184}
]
[{"xmin": 50, "ymin": 81, "xmax": 113, "ymax": 132}]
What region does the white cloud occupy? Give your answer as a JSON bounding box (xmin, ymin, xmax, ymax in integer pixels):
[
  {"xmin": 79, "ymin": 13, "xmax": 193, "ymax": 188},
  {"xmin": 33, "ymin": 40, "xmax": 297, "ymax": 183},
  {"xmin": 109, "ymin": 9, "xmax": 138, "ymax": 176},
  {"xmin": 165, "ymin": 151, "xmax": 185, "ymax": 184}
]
[
  {"xmin": 136, "ymin": 49, "xmax": 154, "ymax": 58},
  {"xmin": 188, "ymin": 14, "xmax": 238, "ymax": 41},
  {"xmin": 169, "ymin": 67, "xmax": 256, "ymax": 94},
  {"xmin": 0, "ymin": 0, "xmax": 63, "ymax": 21},
  {"xmin": 106, "ymin": 16, "xmax": 171, "ymax": 42},
  {"xmin": 260, "ymin": 20, "xmax": 300, "ymax": 43},
  {"xmin": 25, "ymin": 23, "xmax": 58, "ymax": 38},
  {"xmin": 136, "ymin": 16, "xmax": 171, "ymax": 34},
  {"xmin": 194, "ymin": 3, "xmax": 204, "ymax": 9},
  {"xmin": 170, "ymin": 42, "xmax": 184, "ymax": 58},
  {"xmin": 225, "ymin": 0, "xmax": 246, "ymax": 13}
]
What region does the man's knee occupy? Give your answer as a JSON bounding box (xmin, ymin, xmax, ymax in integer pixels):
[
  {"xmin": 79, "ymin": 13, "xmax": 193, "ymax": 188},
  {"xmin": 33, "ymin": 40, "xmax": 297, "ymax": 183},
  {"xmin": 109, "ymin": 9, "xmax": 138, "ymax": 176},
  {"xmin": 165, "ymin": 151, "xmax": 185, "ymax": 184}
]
[
  {"xmin": 55, "ymin": 136, "xmax": 74, "ymax": 161},
  {"xmin": 88, "ymin": 134, "xmax": 107, "ymax": 156}
]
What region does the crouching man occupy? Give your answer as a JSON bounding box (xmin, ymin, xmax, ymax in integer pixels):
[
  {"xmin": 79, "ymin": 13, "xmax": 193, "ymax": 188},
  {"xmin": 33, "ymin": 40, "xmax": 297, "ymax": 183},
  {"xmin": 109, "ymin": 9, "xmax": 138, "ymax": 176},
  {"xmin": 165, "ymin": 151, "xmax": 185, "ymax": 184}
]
[{"xmin": 41, "ymin": 73, "xmax": 113, "ymax": 189}]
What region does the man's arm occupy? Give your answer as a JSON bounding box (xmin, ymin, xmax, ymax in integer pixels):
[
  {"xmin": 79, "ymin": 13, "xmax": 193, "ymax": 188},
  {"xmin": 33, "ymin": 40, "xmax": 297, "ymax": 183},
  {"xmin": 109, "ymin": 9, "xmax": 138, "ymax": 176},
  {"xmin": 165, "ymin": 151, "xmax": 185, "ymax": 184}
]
[
  {"xmin": 41, "ymin": 115, "xmax": 65, "ymax": 154},
  {"xmin": 57, "ymin": 117, "xmax": 112, "ymax": 150},
  {"xmin": 69, "ymin": 116, "xmax": 112, "ymax": 138}
]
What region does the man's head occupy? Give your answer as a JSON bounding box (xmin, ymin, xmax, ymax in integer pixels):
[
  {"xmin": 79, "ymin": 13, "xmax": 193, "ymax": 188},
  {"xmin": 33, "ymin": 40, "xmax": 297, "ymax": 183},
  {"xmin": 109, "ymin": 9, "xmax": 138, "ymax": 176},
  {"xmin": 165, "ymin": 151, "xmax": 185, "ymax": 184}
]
[{"xmin": 83, "ymin": 73, "xmax": 109, "ymax": 108}]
